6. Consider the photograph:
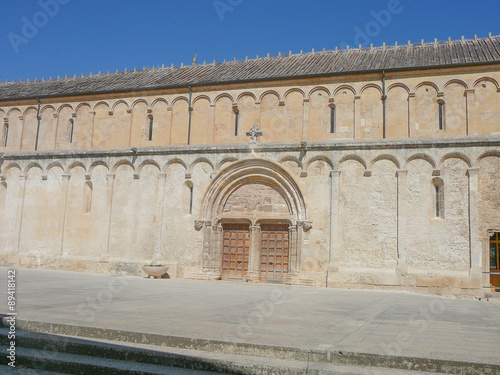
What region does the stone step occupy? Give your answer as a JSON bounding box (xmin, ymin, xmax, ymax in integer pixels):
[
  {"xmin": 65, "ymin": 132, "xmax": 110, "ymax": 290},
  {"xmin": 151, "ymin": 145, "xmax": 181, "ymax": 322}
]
[
  {"xmin": 0, "ymin": 364, "xmax": 66, "ymax": 374},
  {"xmin": 0, "ymin": 345, "xmax": 224, "ymax": 375},
  {"xmin": 4, "ymin": 319, "xmax": 499, "ymax": 375},
  {"xmin": 0, "ymin": 341, "xmax": 452, "ymax": 375},
  {"xmin": 0, "ymin": 328, "xmax": 459, "ymax": 375},
  {"xmin": 0, "ymin": 328, "xmax": 227, "ymax": 373}
]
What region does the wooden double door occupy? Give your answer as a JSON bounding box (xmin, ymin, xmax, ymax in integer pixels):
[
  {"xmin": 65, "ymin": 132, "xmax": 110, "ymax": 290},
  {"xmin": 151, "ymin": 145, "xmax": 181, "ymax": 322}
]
[{"xmin": 221, "ymin": 223, "xmax": 290, "ymax": 281}]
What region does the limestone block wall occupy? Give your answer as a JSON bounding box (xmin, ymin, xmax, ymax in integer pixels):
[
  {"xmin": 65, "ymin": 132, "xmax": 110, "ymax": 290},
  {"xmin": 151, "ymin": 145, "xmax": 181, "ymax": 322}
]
[
  {"xmin": 1, "ymin": 67, "xmax": 499, "ymax": 153},
  {"xmin": 1, "ymin": 138, "xmax": 499, "ymax": 297}
]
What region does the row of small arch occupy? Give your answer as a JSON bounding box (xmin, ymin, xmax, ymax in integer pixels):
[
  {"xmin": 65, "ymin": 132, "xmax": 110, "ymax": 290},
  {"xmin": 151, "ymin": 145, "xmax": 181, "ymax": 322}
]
[
  {"xmin": 2, "ymin": 151, "xmax": 499, "ymax": 177},
  {"xmin": 2, "ymin": 76, "xmax": 499, "ymax": 118}
]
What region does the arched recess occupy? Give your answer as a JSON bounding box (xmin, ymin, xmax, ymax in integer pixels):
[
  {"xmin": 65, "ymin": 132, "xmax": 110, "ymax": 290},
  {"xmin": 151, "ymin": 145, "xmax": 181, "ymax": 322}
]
[
  {"xmin": 386, "ymin": 85, "xmax": 409, "ymax": 138},
  {"xmin": 404, "ymin": 153, "xmax": 437, "ymax": 170},
  {"xmin": 439, "ymin": 153, "xmax": 472, "ymax": 169},
  {"xmin": 237, "ymin": 93, "xmax": 258, "ymax": 140},
  {"xmin": 280, "ymin": 156, "xmax": 303, "ymax": 176},
  {"xmin": 443, "ymin": 81, "xmax": 467, "ymax": 136},
  {"xmin": 197, "ymin": 159, "xmax": 309, "ymax": 278},
  {"xmin": 191, "ymin": 96, "xmax": 211, "ymax": 145},
  {"xmin": 214, "ymin": 94, "xmax": 235, "ymax": 144},
  {"xmin": 308, "ymin": 87, "xmax": 331, "ymax": 140},
  {"xmin": 171, "ymin": 96, "xmax": 189, "ymax": 145},
  {"xmin": 260, "ymin": 91, "xmax": 285, "ymax": 142},
  {"xmin": 332, "ymin": 86, "xmax": 355, "ymax": 139},
  {"xmin": 414, "ymin": 83, "xmax": 440, "ymax": 137},
  {"xmin": 359, "ymin": 85, "xmax": 383, "ymax": 139},
  {"xmin": 6, "ymin": 108, "xmax": 22, "ymax": 151},
  {"xmin": 200, "ymin": 159, "xmax": 306, "ymax": 222},
  {"xmin": 472, "ymin": 78, "xmax": 500, "ymax": 135}
]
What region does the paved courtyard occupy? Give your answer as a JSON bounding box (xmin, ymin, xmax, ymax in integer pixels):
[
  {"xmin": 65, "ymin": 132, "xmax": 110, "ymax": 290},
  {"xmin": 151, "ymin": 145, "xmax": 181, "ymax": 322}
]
[{"xmin": 1, "ymin": 267, "xmax": 499, "ymax": 366}]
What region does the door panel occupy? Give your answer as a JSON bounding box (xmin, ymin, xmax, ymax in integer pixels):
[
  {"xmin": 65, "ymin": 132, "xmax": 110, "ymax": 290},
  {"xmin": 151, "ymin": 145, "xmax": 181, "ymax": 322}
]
[
  {"xmin": 222, "ymin": 224, "xmax": 249, "ymax": 279},
  {"xmin": 260, "ymin": 224, "xmax": 289, "ymax": 282}
]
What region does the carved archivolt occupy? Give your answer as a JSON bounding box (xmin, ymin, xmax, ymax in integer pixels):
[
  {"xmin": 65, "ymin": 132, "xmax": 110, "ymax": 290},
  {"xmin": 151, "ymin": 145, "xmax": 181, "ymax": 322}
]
[{"xmin": 198, "ymin": 158, "xmax": 308, "ymax": 226}]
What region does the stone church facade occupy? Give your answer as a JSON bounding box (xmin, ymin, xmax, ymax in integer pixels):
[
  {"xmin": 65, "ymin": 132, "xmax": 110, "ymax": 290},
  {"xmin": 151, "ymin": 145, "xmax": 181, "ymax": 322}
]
[{"xmin": 1, "ymin": 36, "xmax": 499, "ymax": 297}]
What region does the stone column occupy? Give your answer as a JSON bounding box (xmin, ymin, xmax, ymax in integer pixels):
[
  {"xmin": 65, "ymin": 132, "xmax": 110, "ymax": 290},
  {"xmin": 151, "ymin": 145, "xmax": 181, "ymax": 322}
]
[
  {"xmin": 302, "ymin": 98, "xmax": 310, "ymax": 141},
  {"xmin": 127, "ymin": 108, "xmax": 133, "ymax": 147},
  {"xmin": 89, "ymin": 111, "xmax": 96, "ymax": 149},
  {"xmin": 103, "ymin": 173, "xmax": 115, "ymax": 261},
  {"xmin": 59, "ymin": 174, "xmax": 71, "ymax": 256},
  {"xmin": 200, "ymin": 220, "xmax": 212, "ymax": 271},
  {"xmin": 166, "ymin": 106, "xmax": 173, "ymax": 145},
  {"xmin": 15, "ymin": 175, "xmax": 28, "ymax": 254},
  {"xmin": 328, "ymin": 170, "xmax": 341, "ymax": 278},
  {"xmin": 289, "ymin": 224, "xmax": 299, "ymax": 273},
  {"xmin": 208, "ymin": 104, "xmax": 216, "ymax": 144},
  {"xmin": 210, "ymin": 223, "xmax": 223, "ymax": 277},
  {"xmin": 18, "ymin": 115, "xmax": 24, "ymax": 150},
  {"xmin": 52, "ymin": 113, "xmax": 59, "ymax": 150},
  {"xmin": 396, "ymin": 169, "xmax": 408, "ymax": 273},
  {"xmin": 465, "ymin": 89, "xmax": 475, "ymax": 136},
  {"xmin": 153, "ymin": 173, "xmax": 167, "ymax": 264},
  {"xmin": 354, "ymin": 95, "xmax": 361, "ymax": 139},
  {"xmin": 467, "ymin": 168, "xmax": 481, "ymax": 269},
  {"xmin": 408, "ymin": 93, "xmax": 416, "ymax": 138},
  {"xmin": 248, "ymin": 223, "xmax": 261, "ymax": 281}
]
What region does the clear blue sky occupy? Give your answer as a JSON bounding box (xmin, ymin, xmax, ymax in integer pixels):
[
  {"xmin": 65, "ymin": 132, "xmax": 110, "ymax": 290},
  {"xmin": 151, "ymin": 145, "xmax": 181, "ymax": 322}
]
[{"xmin": 1, "ymin": 0, "xmax": 499, "ymax": 82}]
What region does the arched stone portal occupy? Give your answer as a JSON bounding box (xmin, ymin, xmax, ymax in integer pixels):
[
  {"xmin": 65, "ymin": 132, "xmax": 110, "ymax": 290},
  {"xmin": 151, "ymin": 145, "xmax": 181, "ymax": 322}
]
[{"xmin": 195, "ymin": 159, "xmax": 310, "ymax": 282}]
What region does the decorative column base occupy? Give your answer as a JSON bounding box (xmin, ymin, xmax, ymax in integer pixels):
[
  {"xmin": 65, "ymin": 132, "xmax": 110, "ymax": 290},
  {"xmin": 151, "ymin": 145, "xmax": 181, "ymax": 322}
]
[{"xmin": 245, "ymin": 270, "xmax": 260, "ymax": 283}]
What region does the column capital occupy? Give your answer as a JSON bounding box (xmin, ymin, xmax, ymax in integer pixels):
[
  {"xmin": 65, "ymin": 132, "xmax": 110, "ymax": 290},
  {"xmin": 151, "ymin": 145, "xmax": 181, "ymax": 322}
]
[
  {"xmin": 61, "ymin": 174, "xmax": 71, "ymax": 179},
  {"xmin": 466, "ymin": 167, "xmax": 480, "ymax": 177},
  {"xmin": 297, "ymin": 220, "xmax": 312, "ymax": 232},
  {"xmin": 194, "ymin": 220, "xmax": 205, "ymax": 231},
  {"xmin": 396, "ymin": 169, "xmax": 408, "ymax": 176},
  {"xmin": 330, "ymin": 170, "xmax": 341, "ymax": 177},
  {"xmin": 250, "ymin": 223, "xmax": 261, "ymax": 233}
]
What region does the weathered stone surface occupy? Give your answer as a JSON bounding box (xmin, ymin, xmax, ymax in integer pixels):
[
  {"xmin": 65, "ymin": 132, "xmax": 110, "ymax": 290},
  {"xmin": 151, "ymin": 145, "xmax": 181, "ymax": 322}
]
[{"xmin": 0, "ymin": 43, "xmax": 499, "ymax": 297}]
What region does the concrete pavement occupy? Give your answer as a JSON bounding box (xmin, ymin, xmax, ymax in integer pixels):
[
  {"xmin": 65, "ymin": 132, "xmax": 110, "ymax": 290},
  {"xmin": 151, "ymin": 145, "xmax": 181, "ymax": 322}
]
[{"xmin": 1, "ymin": 267, "xmax": 499, "ymax": 368}]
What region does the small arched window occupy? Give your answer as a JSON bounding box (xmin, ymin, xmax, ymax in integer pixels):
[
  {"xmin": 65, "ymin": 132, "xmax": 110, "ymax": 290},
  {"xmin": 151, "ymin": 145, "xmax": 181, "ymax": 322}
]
[
  {"xmin": 83, "ymin": 181, "xmax": 93, "ymax": 214},
  {"xmin": 233, "ymin": 106, "xmax": 239, "ymax": 136},
  {"xmin": 438, "ymin": 100, "xmax": 445, "ymax": 130},
  {"xmin": 68, "ymin": 119, "xmax": 74, "ymax": 143},
  {"xmin": 329, "ymin": 103, "xmax": 336, "ymax": 133},
  {"xmin": 432, "ymin": 178, "xmax": 444, "ymax": 219},
  {"xmin": 0, "ymin": 182, "xmax": 6, "ymax": 212},
  {"xmin": 148, "ymin": 115, "xmax": 154, "ymax": 141}
]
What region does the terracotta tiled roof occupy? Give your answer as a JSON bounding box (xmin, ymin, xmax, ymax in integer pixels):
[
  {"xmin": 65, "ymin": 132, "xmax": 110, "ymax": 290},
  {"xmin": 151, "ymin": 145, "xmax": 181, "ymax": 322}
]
[{"xmin": 1, "ymin": 35, "xmax": 500, "ymax": 101}]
